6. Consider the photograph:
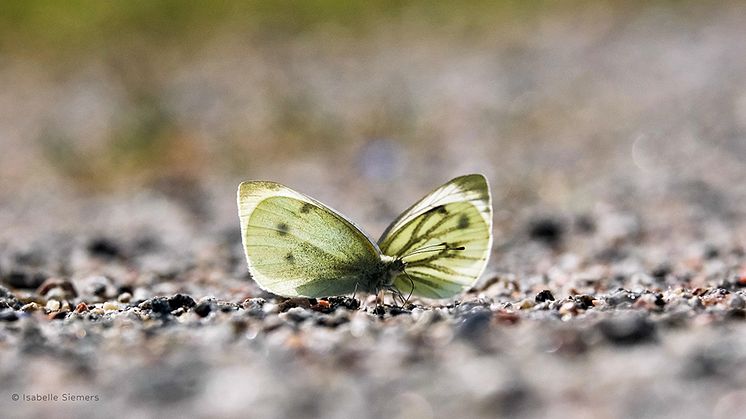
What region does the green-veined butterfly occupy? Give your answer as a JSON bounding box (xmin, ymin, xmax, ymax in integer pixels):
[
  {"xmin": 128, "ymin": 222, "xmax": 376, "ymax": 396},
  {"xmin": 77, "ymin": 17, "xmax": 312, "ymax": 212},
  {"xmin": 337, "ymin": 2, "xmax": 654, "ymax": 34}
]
[{"xmin": 237, "ymin": 174, "xmax": 492, "ymax": 299}]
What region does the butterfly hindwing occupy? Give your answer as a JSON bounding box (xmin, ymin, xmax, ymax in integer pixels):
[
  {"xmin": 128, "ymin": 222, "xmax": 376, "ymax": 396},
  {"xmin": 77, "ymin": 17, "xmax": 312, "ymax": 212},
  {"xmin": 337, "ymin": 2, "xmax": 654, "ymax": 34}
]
[
  {"xmin": 378, "ymin": 174, "xmax": 492, "ymax": 298},
  {"xmin": 238, "ymin": 181, "xmax": 381, "ymax": 297}
]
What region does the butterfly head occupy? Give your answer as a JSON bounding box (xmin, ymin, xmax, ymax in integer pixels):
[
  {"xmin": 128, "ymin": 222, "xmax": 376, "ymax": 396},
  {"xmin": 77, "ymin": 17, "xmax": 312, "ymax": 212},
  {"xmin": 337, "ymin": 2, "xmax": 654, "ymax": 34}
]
[{"xmin": 379, "ymin": 255, "xmax": 406, "ymax": 290}]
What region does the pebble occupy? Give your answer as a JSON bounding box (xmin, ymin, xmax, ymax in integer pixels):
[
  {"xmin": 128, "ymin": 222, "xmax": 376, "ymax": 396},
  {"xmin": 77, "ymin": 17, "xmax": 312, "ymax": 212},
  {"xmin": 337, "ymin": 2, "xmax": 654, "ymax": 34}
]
[
  {"xmin": 103, "ymin": 301, "xmax": 120, "ymax": 311},
  {"xmin": 597, "ymin": 315, "xmax": 656, "ymax": 345},
  {"xmin": 0, "ymin": 309, "xmax": 19, "ymax": 322},
  {"xmin": 87, "ymin": 237, "xmax": 122, "ymax": 259},
  {"xmin": 118, "ymin": 292, "xmax": 132, "ymax": 303},
  {"xmin": 46, "ymin": 299, "xmax": 61, "ymax": 312},
  {"xmin": 168, "ymin": 294, "xmax": 196, "ymax": 310},
  {"xmin": 193, "ymin": 301, "xmax": 213, "ymax": 317},
  {"xmin": 729, "ymin": 295, "xmax": 745, "ymax": 309},
  {"xmin": 21, "ymin": 302, "xmax": 42, "ymax": 312},
  {"xmin": 535, "ymin": 290, "xmax": 555, "ymax": 303},
  {"xmin": 37, "ymin": 277, "xmax": 78, "ymax": 299},
  {"xmin": 3, "ymin": 270, "xmax": 47, "ymax": 289},
  {"xmin": 280, "ymin": 307, "xmax": 312, "ymax": 323},
  {"xmin": 527, "ymin": 217, "xmax": 564, "ymax": 247}
]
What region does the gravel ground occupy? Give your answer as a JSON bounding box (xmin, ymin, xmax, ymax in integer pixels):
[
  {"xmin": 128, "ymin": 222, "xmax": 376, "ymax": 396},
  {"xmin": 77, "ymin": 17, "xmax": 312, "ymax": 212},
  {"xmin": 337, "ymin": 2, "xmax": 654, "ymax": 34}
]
[
  {"xmin": 1, "ymin": 188, "xmax": 745, "ymax": 419},
  {"xmin": 2, "ymin": 2, "xmax": 746, "ymax": 418}
]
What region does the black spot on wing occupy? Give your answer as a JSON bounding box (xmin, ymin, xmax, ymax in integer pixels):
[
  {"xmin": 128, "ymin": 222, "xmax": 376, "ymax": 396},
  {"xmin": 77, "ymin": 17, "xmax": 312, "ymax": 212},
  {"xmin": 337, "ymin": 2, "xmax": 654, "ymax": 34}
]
[
  {"xmin": 458, "ymin": 214, "xmax": 470, "ymax": 229},
  {"xmin": 277, "ymin": 222, "xmax": 289, "ymax": 236},
  {"xmin": 300, "ymin": 203, "xmax": 313, "ymax": 214},
  {"xmin": 285, "ymin": 253, "xmax": 295, "ymax": 263},
  {"xmin": 436, "ymin": 205, "xmax": 448, "ymax": 214}
]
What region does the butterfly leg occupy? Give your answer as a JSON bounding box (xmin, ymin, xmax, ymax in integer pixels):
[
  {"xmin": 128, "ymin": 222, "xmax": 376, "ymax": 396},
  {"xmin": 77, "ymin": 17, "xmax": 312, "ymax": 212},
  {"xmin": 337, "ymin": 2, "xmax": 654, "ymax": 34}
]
[{"xmin": 351, "ymin": 282, "xmax": 359, "ymax": 302}]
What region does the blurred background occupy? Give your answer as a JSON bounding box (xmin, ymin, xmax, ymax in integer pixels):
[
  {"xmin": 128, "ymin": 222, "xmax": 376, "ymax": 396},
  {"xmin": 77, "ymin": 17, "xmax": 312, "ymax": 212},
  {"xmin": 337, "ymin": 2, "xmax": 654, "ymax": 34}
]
[{"xmin": 1, "ymin": 0, "xmax": 745, "ymax": 250}]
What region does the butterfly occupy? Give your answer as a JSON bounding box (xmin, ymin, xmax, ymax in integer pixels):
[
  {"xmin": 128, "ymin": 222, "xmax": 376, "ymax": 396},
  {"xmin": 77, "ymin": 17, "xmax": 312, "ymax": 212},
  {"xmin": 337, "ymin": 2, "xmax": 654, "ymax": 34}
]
[{"xmin": 237, "ymin": 174, "xmax": 492, "ymax": 300}]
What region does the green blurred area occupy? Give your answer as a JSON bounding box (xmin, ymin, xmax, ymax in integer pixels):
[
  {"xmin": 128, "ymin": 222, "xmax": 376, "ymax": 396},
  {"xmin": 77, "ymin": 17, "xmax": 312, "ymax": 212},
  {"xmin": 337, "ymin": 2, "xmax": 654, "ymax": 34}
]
[{"xmin": 0, "ymin": 0, "xmax": 579, "ymax": 56}]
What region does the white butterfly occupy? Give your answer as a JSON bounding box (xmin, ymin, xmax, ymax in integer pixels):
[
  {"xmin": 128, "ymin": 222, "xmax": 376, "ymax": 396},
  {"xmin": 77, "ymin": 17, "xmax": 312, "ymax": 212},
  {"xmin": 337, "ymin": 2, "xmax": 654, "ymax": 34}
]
[{"xmin": 237, "ymin": 174, "xmax": 492, "ymax": 299}]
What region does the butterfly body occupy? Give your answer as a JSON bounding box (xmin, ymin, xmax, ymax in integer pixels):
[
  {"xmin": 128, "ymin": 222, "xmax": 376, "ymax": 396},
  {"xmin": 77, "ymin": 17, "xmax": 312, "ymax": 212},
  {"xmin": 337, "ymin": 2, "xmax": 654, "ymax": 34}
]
[{"xmin": 237, "ymin": 174, "xmax": 492, "ymax": 299}]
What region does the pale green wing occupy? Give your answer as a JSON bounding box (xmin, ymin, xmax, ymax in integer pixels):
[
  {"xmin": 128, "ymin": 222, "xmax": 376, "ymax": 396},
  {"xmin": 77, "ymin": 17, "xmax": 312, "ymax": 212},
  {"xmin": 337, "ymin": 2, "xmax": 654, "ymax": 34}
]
[
  {"xmin": 378, "ymin": 174, "xmax": 493, "ymax": 299},
  {"xmin": 237, "ymin": 181, "xmax": 383, "ymax": 297}
]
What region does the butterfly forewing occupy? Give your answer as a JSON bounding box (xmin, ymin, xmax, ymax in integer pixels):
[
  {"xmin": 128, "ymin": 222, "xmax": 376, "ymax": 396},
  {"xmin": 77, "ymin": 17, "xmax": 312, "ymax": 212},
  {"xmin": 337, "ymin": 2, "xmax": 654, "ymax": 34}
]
[
  {"xmin": 378, "ymin": 174, "xmax": 493, "ymax": 298},
  {"xmin": 238, "ymin": 182, "xmax": 381, "ymax": 297}
]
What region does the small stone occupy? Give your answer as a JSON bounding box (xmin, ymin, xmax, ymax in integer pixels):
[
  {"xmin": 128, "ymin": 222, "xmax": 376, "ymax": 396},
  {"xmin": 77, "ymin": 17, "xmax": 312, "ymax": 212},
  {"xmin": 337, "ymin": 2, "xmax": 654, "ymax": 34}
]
[
  {"xmin": 21, "ymin": 302, "xmax": 42, "ymax": 312},
  {"xmin": 46, "ymin": 299, "xmax": 61, "ymax": 312},
  {"xmin": 518, "ymin": 299, "xmax": 536, "ymax": 309},
  {"xmin": 527, "ymin": 217, "xmax": 564, "ymax": 247},
  {"xmin": 74, "ymin": 303, "xmax": 89, "ymax": 313},
  {"xmin": 281, "ymin": 306, "xmax": 312, "ymax": 323},
  {"xmin": 0, "ymin": 309, "xmax": 18, "ymax": 322},
  {"xmin": 89, "ymin": 282, "xmax": 108, "ymax": 298},
  {"xmin": 37, "ymin": 277, "xmax": 77, "ymax": 299},
  {"xmin": 597, "ymin": 315, "xmax": 656, "ymax": 345},
  {"xmin": 535, "ymin": 290, "xmax": 555, "ymax": 303},
  {"xmin": 558, "ymin": 302, "xmax": 577, "ymax": 316},
  {"xmin": 327, "ymin": 296, "xmax": 361, "ymax": 310},
  {"xmin": 103, "ymin": 301, "xmax": 120, "ymax": 311},
  {"xmin": 117, "ymin": 292, "xmax": 132, "ymax": 303},
  {"xmin": 262, "ymin": 302, "xmax": 279, "ymax": 315},
  {"xmin": 168, "ymin": 293, "xmax": 196, "ymax": 310},
  {"xmin": 193, "ymin": 301, "xmax": 212, "ymax": 317},
  {"xmin": 148, "ymin": 297, "xmax": 172, "ymax": 315},
  {"xmin": 730, "ymin": 295, "xmax": 745, "ymax": 309},
  {"xmin": 455, "ymin": 309, "xmax": 493, "ymax": 349},
  {"xmin": 3, "ymin": 270, "xmax": 47, "ymax": 289},
  {"xmin": 573, "ymin": 295, "xmax": 595, "ymax": 310},
  {"xmin": 87, "ymin": 237, "xmax": 122, "ymax": 259},
  {"xmin": 651, "ymin": 264, "xmax": 671, "ymax": 280}
]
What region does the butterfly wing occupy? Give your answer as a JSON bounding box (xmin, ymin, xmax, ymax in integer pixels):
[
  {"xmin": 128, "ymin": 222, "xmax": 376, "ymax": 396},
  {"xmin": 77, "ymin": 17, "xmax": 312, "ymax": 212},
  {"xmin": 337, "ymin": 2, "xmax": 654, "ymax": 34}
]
[
  {"xmin": 378, "ymin": 174, "xmax": 493, "ymax": 298},
  {"xmin": 238, "ymin": 181, "xmax": 382, "ymax": 297}
]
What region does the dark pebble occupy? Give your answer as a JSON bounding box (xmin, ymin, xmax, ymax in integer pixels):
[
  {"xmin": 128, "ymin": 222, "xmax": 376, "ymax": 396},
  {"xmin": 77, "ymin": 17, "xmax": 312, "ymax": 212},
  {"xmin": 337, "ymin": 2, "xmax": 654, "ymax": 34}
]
[
  {"xmin": 651, "ymin": 264, "xmax": 671, "ymax": 280},
  {"xmin": 168, "ymin": 294, "xmax": 196, "ymax": 310},
  {"xmin": 117, "ymin": 284, "xmax": 135, "ymax": 295},
  {"xmin": 327, "ymin": 296, "xmax": 360, "ymax": 311},
  {"xmin": 242, "ymin": 298, "xmax": 266, "ymax": 318},
  {"xmin": 535, "ymin": 290, "xmax": 555, "ymax": 303},
  {"xmin": 0, "ymin": 286, "xmax": 21, "ymax": 310},
  {"xmin": 145, "ymin": 297, "xmax": 172, "ymax": 315},
  {"xmin": 0, "ymin": 309, "xmax": 19, "ymax": 322},
  {"xmin": 87, "ymin": 237, "xmax": 122, "ymax": 259},
  {"xmin": 606, "ymin": 289, "xmax": 639, "ymax": 307},
  {"xmin": 527, "ymin": 217, "xmax": 564, "ymax": 247},
  {"xmin": 573, "ymin": 295, "xmax": 595, "ymax": 310},
  {"xmin": 89, "ymin": 282, "xmax": 109, "ymax": 298},
  {"xmin": 3, "ymin": 270, "xmax": 47, "ymax": 289},
  {"xmin": 193, "ymin": 301, "xmax": 212, "ymax": 317},
  {"xmin": 455, "ymin": 309, "xmax": 492, "ymax": 342},
  {"xmin": 597, "ymin": 315, "xmax": 656, "ymax": 345},
  {"xmin": 388, "ymin": 306, "xmax": 410, "ymax": 316}
]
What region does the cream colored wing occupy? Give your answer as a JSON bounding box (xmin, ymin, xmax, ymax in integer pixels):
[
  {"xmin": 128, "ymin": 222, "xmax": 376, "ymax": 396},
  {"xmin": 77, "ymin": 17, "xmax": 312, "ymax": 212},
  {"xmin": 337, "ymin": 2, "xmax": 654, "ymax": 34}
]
[
  {"xmin": 378, "ymin": 174, "xmax": 493, "ymax": 298},
  {"xmin": 237, "ymin": 181, "xmax": 382, "ymax": 297}
]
